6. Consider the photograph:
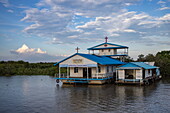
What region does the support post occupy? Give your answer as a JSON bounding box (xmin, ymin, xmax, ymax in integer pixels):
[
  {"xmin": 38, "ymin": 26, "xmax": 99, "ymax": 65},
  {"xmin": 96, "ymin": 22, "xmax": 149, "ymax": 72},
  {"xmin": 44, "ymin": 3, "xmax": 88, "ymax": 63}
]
[
  {"xmin": 96, "ymin": 66, "xmax": 99, "ymax": 79},
  {"xmin": 116, "ymin": 69, "xmax": 117, "ymax": 81},
  {"xmin": 59, "ymin": 66, "xmax": 61, "ymax": 78},
  {"xmin": 87, "ymin": 67, "xmax": 88, "ymax": 79},
  {"xmin": 67, "ymin": 66, "xmax": 69, "ymax": 78}
]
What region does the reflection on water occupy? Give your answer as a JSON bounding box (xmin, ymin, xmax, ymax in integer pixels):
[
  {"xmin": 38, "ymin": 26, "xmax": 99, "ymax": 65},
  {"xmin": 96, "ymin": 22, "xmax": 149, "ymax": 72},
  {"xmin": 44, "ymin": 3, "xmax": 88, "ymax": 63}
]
[{"xmin": 0, "ymin": 76, "xmax": 170, "ymax": 113}]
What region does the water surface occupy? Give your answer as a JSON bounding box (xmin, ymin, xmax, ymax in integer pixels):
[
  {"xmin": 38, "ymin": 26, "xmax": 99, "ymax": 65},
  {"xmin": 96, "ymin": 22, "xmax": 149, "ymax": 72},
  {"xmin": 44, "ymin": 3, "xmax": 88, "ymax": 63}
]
[{"xmin": 0, "ymin": 75, "xmax": 170, "ymax": 113}]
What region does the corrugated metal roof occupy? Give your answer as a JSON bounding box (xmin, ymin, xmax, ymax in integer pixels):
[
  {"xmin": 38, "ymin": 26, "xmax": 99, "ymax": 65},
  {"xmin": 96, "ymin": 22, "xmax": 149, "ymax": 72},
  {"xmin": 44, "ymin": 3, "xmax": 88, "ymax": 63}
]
[
  {"xmin": 131, "ymin": 62, "xmax": 158, "ymax": 69},
  {"xmin": 87, "ymin": 42, "xmax": 128, "ymax": 50},
  {"xmin": 54, "ymin": 53, "xmax": 125, "ymax": 66},
  {"xmin": 118, "ymin": 62, "xmax": 158, "ymax": 69}
]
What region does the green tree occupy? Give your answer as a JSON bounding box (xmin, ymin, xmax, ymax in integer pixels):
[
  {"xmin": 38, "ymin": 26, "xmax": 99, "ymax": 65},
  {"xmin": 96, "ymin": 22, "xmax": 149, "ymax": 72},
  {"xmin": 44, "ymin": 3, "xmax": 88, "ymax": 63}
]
[
  {"xmin": 124, "ymin": 56, "xmax": 134, "ymax": 62},
  {"xmin": 137, "ymin": 54, "xmax": 145, "ymax": 62},
  {"xmin": 145, "ymin": 54, "xmax": 155, "ymax": 62},
  {"xmin": 155, "ymin": 51, "xmax": 170, "ymax": 76}
]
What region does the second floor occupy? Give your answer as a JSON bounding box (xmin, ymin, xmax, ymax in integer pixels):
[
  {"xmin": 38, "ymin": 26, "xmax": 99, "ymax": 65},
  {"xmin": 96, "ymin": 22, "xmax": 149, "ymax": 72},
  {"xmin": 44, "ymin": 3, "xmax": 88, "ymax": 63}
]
[{"xmin": 87, "ymin": 42, "xmax": 128, "ymax": 57}]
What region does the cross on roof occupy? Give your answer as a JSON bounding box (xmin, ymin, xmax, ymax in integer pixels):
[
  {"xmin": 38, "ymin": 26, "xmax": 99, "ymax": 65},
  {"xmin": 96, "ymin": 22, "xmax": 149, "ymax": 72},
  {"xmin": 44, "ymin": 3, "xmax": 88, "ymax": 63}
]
[
  {"xmin": 75, "ymin": 47, "xmax": 80, "ymax": 53},
  {"xmin": 105, "ymin": 36, "xmax": 108, "ymax": 43}
]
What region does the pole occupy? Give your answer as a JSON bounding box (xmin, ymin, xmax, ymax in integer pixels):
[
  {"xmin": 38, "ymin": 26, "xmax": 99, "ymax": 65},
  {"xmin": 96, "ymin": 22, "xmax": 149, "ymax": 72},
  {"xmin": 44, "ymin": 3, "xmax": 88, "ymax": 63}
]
[
  {"xmin": 67, "ymin": 66, "xmax": 69, "ymax": 78},
  {"xmin": 87, "ymin": 67, "xmax": 88, "ymax": 79},
  {"xmin": 59, "ymin": 66, "xmax": 61, "ymax": 78},
  {"xmin": 96, "ymin": 66, "xmax": 99, "ymax": 79},
  {"xmin": 116, "ymin": 69, "xmax": 117, "ymax": 81}
]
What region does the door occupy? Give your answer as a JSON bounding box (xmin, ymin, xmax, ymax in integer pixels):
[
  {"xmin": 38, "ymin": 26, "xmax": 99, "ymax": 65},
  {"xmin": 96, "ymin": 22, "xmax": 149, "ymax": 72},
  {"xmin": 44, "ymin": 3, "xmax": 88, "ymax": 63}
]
[
  {"xmin": 83, "ymin": 68, "xmax": 92, "ymax": 78},
  {"xmin": 83, "ymin": 68, "xmax": 87, "ymax": 78}
]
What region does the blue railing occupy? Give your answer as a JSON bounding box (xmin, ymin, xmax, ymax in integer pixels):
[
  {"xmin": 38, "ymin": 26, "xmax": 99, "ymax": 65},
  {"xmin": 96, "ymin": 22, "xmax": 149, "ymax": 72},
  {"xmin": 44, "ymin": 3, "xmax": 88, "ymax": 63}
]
[
  {"xmin": 118, "ymin": 79, "xmax": 140, "ymax": 82},
  {"xmin": 54, "ymin": 77, "xmax": 113, "ymax": 81}
]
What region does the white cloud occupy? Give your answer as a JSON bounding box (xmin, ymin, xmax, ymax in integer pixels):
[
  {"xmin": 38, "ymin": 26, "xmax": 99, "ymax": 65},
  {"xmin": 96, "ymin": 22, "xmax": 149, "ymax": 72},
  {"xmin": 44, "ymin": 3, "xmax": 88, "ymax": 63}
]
[
  {"xmin": 20, "ymin": 0, "xmax": 170, "ymax": 47},
  {"xmin": 37, "ymin": 0, "xmax": 140, "ymax": 17},
  {"xmin": 9, "ymin": 44, "xmax": 65, "ymax": 62},
  {"xmin": 7, "ymin": 9, "xmax": 14, "ymax": 13},
  {"xmin": 159, "ymin": 7, "xmax": 170, "ymax": 10},
  {"xmin": 11, "ymin": 44, "xmax": 46, "ymax": 54},
  {"xmin": 0, "ymin": 0, "xmax": 10, "ymax": 7},
  {"xmin": 68, "ymin": 35, "xmax": 78, "ymax": 39},
  {"xmin": 123, "ymin": 29, "xmax": 137, "ymax": 33},
  {"xmin": 158, "ymin": 13, "xmax": 170, "ymax": 20},
  {"xmin": 157, "ymin": 0, "xmax": 166, "ymax": 4}
]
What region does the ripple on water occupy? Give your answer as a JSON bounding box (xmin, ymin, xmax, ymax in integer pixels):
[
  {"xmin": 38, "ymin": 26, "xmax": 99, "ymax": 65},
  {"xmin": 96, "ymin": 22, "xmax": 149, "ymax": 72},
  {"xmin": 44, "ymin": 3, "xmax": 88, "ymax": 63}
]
[{"xmin": 0, "ymin": 76, "xmax": 170, "ymax": 113}]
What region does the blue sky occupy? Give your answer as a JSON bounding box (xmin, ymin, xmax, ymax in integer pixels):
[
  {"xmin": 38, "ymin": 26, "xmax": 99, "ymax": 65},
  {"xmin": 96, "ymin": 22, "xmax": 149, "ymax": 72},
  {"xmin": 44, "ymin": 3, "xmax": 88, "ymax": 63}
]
[{"xmin": 0, "ymin": 0, "xmax": 170, "ymax": 62}]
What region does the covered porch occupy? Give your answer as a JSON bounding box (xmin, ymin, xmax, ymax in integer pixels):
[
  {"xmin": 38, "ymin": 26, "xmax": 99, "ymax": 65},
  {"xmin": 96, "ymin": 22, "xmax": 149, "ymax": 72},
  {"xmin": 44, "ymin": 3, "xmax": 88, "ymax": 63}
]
[
  {"xmin": 55, "ymin": 64, "xmax": 115, "ymax": 84},
  {"xmin": 57, "ymin": 64, "xmax": 114, "ymax": 79},
  {"xmin": 115, "ymin": 67, "xmax": 143, "ymax": 84}
]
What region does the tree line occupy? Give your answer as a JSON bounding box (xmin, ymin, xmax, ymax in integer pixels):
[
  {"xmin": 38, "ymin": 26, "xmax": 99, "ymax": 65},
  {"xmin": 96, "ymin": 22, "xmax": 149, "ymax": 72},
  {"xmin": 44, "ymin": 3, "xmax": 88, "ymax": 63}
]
[
  {"xmin": 0, "ymin": 50, "xmax": 169, "ymax": 76},
  {"xmin": 0, "ymin": 61, "xmax": 66, "ymax": 76}
]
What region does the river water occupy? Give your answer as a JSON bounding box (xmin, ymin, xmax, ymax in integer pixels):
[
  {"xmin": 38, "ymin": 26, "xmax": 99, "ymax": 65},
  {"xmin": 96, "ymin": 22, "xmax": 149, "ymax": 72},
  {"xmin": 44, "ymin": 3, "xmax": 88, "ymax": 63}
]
[{"xmin": 0, "ymin": 75, "xmax": 169, "ymax": 113}]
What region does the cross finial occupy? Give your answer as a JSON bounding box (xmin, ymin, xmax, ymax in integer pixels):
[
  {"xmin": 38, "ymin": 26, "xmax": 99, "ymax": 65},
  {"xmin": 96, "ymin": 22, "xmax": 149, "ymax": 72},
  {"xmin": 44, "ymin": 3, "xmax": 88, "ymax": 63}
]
[
  {"xmin": 105, "ymin": 36, "xmax": 108, "ymax": 43},
  {"xmin": 75, "ymin": 47, "xmax": 80, "ymax": 53}
]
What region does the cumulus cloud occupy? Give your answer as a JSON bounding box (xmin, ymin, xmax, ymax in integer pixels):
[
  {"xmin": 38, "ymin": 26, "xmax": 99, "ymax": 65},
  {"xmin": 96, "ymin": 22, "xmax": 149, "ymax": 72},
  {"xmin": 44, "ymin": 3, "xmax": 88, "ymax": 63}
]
[
  {"xmin": 11, "ymin": 44, "xmax": 46, "ymax": 54},
  {"xmin": 9, "ymin": 44, "xmax": 65, "ymax": 62}
]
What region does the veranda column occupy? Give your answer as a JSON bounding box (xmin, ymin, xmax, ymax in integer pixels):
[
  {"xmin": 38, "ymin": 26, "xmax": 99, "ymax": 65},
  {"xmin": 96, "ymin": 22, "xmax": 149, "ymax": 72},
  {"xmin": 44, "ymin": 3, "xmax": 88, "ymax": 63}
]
[
  {"xmin": 59, "ymin": 66, "xmax": 61, "ymax": 78},
  {"xmin": 96, "ymin": 66, "xmax": 99, "ymax": 79},
  {"xmin": 87, "ymin": 67, "xmax": 88, "ymax": 79},
  {"xmin": 116, "ymin": 69, "xmax": 117, "ymax": 81},
  {"xmin": 67, "ymin": 66, "xmax": 69, "ymax": 78}
]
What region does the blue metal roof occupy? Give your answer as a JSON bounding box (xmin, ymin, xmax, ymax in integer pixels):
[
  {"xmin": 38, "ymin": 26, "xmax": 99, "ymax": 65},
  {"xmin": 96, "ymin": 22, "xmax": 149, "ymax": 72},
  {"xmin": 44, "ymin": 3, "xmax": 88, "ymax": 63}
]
[
  {"xmin": 119, "ymin": 62, "xmax": 158, "ymax": 69},
  {"xmin": 54, "ymin": 53, "xmax": 125, "ymax": 66},
  {"xmin": 102, "ymin": 54, "xmax": 128, "ymax": 56},
  {"xmin": 87, "ymin": 42, "xmax": 128, "ymax": 50}
]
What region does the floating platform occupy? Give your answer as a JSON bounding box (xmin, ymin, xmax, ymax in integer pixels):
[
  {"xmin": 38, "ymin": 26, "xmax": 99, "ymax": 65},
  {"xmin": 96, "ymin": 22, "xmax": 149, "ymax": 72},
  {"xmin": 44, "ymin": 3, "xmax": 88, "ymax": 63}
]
[
  {"xmin": 54, "ymin": 77, "xmax": 114, "ymax": 85},
  {"xmin": 115, "ymin": 75, "xmax": 162, "ymax": 85}
]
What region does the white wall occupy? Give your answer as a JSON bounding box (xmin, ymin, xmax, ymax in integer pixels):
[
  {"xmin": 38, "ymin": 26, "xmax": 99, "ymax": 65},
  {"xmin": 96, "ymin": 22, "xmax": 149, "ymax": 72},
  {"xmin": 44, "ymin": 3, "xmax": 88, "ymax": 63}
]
[
  {"xmin": 99, "ymin": 49, "xmax": 117, "ymax": 55},
  {"xmin": 136, "ymin": 70, "xmax": 142, "ymax": 79},
  {"xmin": 145, "ymin": 69, "xmax": 152, "ymax": 78},
  {"xmin": 96, "ymin": 44, "xmax": 119, "ymax": 48},
  {"xmin": 60, "ymin": 55, "xmax": 97, "ymax": 65},
  {"xmin": 70, "ymin": 67, "xmax": 97, "ymax": 78},
  {"xmin": 118, "ymin": 70, "xmax": 125, "ymax": 79},
  {"xmin": 70, "ymin": 67, "xmax": 83, "ymax": 77},
  {"xmin": 100, "ymin": 65, "xmax": 106, "ymax": 74}
]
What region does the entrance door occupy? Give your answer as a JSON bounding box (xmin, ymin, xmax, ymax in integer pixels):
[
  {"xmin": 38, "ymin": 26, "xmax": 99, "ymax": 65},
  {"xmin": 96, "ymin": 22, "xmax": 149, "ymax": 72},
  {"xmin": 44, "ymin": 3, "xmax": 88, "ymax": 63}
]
[{"xmin": 83, "ymin": 68, "xmax": 92, "ymax": 78}]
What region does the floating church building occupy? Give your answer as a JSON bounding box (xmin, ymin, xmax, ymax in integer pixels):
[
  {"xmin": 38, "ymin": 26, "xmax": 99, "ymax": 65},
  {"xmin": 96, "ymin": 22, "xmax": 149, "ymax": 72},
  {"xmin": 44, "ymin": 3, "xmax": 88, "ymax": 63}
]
[
  {"xmin": 54, "ymin": 37, "xmax": 160, "ymax": 85},
  {"xmin": 54, "ymin": 37, "xmax": 128, "ymax": 84}
]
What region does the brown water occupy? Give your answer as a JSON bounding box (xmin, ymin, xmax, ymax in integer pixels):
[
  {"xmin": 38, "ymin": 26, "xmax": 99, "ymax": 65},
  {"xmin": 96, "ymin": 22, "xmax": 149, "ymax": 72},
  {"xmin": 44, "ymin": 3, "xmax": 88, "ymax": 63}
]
[{"xmin": 0, "ymin": 75, "xmax": 170, "ymax": 113}]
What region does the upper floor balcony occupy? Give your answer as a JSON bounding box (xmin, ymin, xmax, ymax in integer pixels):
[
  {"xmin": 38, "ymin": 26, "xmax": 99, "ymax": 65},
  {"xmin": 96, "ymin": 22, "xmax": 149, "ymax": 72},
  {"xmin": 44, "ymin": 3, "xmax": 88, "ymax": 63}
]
[{"xmin": 98, "ymin": 51, "xmax": 128, "ymax": 56}]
